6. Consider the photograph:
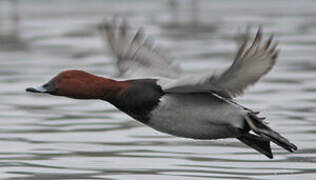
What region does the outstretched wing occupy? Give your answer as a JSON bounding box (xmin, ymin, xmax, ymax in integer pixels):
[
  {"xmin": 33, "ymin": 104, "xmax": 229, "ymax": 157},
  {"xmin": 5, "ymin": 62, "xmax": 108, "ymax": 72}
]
[
  {"xmin": 99, "ymin": 18, "xmax": 181, "ymax": 79},
  {"xmin": 159, "ymin": 29, "xmax": 279, "ymax": 98}
]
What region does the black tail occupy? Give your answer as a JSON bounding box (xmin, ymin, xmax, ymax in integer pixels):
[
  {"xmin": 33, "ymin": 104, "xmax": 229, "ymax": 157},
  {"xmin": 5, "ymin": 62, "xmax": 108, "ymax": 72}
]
[
  {"xmin": 244, "ymin": 112, "xmax": 298, "ymax": 153},
  {"xmin": 238, "ymin": 133, "xmax": 273, "ymax": 159}
]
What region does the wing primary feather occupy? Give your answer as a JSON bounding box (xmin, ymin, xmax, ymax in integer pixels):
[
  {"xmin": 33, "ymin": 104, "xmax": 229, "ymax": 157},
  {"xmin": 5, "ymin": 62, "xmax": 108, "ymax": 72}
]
[
  {"xmin": 127, "ymin": 28, "xmax": 145, "ymax": 61},
  {"xmin": 264, "ymin": 34, "xmax": 273, "ymax": 50},
  {"xmin": 255, "ymin": 27, "xmax": 262, "ymax": 52},
  {"xmin": 134, "ymin": 27, "xmax": 145, "ymax": 43},
  {"xmin": 235, "ymin": 32, "xmax": 249, "ymax": 61},
  {"xmin": 272, "ymin": 50, "xmax": 279, "ymax": 60},
  {"xmin": 269, "ymin": 42, "xmax": 278, "ymax": 53},
  {"xmin": 120, "ymin": 18, "xmax": 128, "ymax": 38},
  {"xmin": 243, "ymin": 28, "xmax": 262, "ymax": 58}
]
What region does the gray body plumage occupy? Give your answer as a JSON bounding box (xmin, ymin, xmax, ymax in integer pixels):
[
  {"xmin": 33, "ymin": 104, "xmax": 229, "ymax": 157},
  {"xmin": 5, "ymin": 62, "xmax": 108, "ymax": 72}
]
[{"xmin": 149, "ymin": 93, "xmax": 247, "ymax": 139}]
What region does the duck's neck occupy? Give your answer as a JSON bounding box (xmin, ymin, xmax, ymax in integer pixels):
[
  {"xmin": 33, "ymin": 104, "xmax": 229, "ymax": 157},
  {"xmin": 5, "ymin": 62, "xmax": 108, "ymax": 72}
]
[{"xmin": 95, "ymin": 77, "xmax": 128, "ymax": 102}]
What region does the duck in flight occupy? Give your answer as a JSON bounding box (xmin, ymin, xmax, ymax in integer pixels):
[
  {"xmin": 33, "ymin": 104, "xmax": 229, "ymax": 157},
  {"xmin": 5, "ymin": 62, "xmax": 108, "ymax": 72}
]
[{"xmin": 26, "ymin": 19, "xmax": 297, "ymax": 159}]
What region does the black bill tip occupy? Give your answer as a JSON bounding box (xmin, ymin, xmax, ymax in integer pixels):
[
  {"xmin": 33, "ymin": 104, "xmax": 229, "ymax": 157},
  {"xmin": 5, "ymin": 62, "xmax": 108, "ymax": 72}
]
[{"xmin": 26, "ymin": 86, "xmax": 47, "ymax": 93}]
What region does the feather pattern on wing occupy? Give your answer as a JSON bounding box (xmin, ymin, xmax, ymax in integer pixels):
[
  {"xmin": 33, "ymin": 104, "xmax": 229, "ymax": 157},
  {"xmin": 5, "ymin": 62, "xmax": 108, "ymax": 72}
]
[
  {"xmin": 159, "ymin": 28, "xmax": 279, "ymax": 98},
  {"xmin": 99, "ymin": 18, "xmax": 182, "ymax": 79}
]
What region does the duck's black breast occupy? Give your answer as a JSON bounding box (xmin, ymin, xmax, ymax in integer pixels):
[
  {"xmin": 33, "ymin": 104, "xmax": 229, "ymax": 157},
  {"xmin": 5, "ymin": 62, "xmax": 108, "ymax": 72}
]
[{"xmin": 109, "ymin": 79, "xmax": 165, "ymax": 123}]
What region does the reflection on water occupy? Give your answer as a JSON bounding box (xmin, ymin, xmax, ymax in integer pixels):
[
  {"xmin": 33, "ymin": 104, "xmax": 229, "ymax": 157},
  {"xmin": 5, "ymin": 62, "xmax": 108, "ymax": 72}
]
[{"xmin": 0, "ymin": 0, "xmax": 316, "ymax": 179}]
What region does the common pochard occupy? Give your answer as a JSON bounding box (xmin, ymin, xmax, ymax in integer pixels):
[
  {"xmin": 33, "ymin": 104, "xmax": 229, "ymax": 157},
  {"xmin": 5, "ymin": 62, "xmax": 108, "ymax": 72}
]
[{"xmin": 27, "ymin": 19, "xmax": 297, "ymax": 159}]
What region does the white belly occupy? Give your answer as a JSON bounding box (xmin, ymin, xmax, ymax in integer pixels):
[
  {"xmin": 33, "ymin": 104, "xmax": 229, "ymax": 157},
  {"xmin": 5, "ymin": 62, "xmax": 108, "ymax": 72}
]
[{"xmin": 148, "ymin": 94, "xmax": 247, "ymax": 139}]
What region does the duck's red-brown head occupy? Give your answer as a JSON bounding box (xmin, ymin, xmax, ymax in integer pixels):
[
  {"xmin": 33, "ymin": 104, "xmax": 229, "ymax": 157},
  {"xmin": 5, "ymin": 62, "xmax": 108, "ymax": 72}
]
[{"xmin": 26, "ymin": 70, "xmax": 123, "ymax": 100}]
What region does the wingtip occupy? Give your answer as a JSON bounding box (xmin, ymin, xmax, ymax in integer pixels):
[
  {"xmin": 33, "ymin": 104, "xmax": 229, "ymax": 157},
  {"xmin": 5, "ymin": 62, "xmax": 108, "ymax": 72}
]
[
  {"xmin": 269, "ymin": 42, "xmax": 278, "ymax": 52},
  {"xmin": 257, "ymin": 26, "xmax": 263, "ymax": 37},
  {"xmin": 133, "ymin": 27, "xmax": 146, "ymax": 43},
  {"xmin": 264, "ymin": 33, "xmax": 274, "ymax": 50},
  {"xmin": 272, "ymin": 49, "xmax": 280, "ymax": 60},
  {"xmin": 252, "ymin": 27, "xmax": 263, "ymax": 48}
]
